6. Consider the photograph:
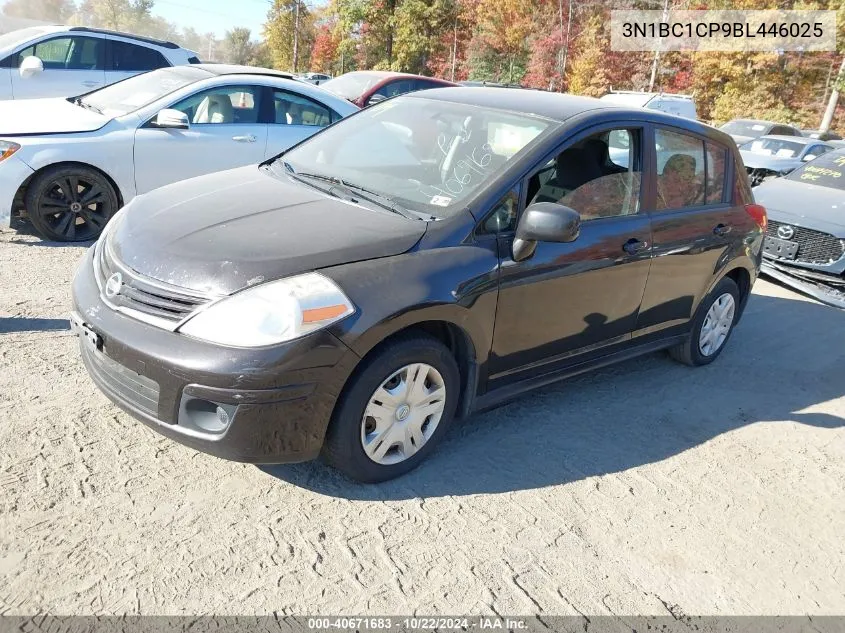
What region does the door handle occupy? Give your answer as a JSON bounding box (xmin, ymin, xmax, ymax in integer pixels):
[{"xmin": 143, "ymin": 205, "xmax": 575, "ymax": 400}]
[
  {"xmin": 81, "ymin": 81, "xmax": 99, "ymax": 87},
  {"xmin": 622, "ymin": 238, "xmax": 648, "ymax": 255},
  {"xmin": 713, "ymin": 223, "xmax": 732, "ymax": 236},
  {"xmin": 232, "ymin": 134, "xmax": 257, "ymax": 143}
]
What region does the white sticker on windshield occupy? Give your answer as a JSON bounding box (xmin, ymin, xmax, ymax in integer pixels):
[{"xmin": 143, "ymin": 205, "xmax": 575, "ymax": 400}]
[
  {"xmin": 430, "ymin": 195, "xmax": 452, "ymax": 206},
  {"xmin": 751, "ymin": 124, "xmax": 766, "ymax": 131}
]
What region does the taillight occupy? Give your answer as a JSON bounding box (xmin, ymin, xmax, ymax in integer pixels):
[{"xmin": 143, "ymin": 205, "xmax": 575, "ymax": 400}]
[{"xmin": 745, "ymin": 203, "xmax": 767, "ymax": 231}]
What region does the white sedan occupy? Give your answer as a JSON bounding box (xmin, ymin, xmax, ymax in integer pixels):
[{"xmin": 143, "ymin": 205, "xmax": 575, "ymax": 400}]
[{"xmin": 0, "ymin": 64, "xmax": 359, "ymax": 241}]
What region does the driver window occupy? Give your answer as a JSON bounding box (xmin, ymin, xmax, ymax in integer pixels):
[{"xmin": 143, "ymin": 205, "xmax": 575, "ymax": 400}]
[{"xmin": 527, "ymin": 128, "xmax": 642, "ymax": 220}]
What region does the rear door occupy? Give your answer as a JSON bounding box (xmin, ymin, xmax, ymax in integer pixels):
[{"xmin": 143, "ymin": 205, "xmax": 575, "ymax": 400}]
[
  {"xmin": 133, "ymin": 83, "xmax": 268, "ymax": 193},
  {"xmin": 636, "ymin": 126, "xmax": 745, "ymax": 336},
  {"xmin": 10, "ymin": 34, "xmax": 106, "ymax": 99},
  {"xmin": 265, "ymin": 87, "xmax": 337, "ymax": 157},
  {"xmin": 105, "ymin": 37, "xmax": 170, "ymax": 86}
]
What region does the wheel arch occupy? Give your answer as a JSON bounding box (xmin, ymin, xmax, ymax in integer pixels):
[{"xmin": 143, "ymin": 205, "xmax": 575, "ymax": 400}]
[
  {"xmin": 702, "ymin": 259, "xmax": 755, "ymax": 323},
  {"xmin": 15, "ymin": 160, "xmax": 125, "ymax": 217},
  {"xmin": 338, "ymin": 316, "xmax": 481, "ymax": 424}
]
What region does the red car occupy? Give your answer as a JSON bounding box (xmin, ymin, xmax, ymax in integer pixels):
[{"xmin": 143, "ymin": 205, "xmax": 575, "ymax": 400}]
[{"xmin": 320, "ymin": 71, "xmax": 457, "ymax": 107}]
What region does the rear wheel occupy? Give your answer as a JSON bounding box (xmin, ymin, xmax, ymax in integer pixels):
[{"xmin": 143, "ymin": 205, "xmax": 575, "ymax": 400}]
[
  {"xmin": 25, "ymin": 165, "xmax": 119, "ymax": 242},
  {"xmin": 669, "ymin": 276, "xmax": 740, "ymax": 367},
  {"xmin": 322, "ymin": 334, "xmax": 460, "ymax": 483}
]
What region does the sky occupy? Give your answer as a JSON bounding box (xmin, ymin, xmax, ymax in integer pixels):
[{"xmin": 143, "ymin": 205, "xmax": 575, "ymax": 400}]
[{"xmin": 151, "ymin": 0, "xmax": 269, "ymax": 38}]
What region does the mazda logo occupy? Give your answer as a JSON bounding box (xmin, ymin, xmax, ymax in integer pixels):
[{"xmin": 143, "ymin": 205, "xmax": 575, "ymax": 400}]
[
  {"xmin": 104, "ymin": 272, "xmax": 123, "ymax": 298},
  {"xmin": 777, "ymin": 225, "xmax": 795, "ymax": 240}
]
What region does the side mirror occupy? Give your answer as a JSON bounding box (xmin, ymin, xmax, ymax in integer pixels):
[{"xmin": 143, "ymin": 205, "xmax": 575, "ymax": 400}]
[
  {"xmin": 802, "ymin": 154, "xmax": 816, "ymax": 162},
  {"xmin": 512, "ymin": 202, "xmax": 581, "ymax": 262},
  {"xmin": 19, "ymin": 56, "xmax": 44, "ymax": 79},
  {"xmin": 151, "ymin": 108, "xmax": 189, "ymax": 130},
  {"xmin": 366, "ymin": 93, "xmax": 387, "ymax": 106}
]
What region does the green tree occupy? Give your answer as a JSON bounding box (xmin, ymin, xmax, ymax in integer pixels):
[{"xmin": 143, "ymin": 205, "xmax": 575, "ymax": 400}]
[
  {"xmin": 1, "ymin": 0, "xmax": 75, "ymax": 22},
  {"xmin": 264, "ymin": 0, "xmax": 315, "ymax": 71},
  {"xmin": 224, "ymin": 27, "xmax": 255, "ymax": 65}
]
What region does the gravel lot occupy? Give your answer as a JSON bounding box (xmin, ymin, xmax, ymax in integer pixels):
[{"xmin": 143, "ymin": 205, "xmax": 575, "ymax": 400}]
[{"xmin": 1, "ymin": 225, "xmax": 843, "ymax": 616}]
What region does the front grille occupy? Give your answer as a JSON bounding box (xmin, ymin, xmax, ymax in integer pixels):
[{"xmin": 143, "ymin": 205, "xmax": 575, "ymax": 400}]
[
  {"xmin": 767, "ymin": 220, "xmax": 845, "ymax": 265},
  {"xmin": 95, "ymin": 239, "xmax": 212, "ymax": 326},
  {"xmin": 80, "ymin": 343, "xmax": 160, "ymax": 417}
]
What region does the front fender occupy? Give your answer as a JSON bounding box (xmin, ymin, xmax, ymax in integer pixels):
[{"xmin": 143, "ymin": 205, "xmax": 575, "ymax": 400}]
[{"xmin": 323, "ymin": 244, "xmax": 500, "ymax": 367}]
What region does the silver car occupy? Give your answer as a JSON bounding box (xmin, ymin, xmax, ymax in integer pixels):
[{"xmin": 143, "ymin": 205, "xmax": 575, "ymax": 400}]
[{"xmin": 739, "ymin": 135, "xmax": 834, "ymax": 186}]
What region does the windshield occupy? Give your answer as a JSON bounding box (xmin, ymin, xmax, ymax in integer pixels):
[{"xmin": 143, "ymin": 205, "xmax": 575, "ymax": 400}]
[
  {"xmin": 741, "ymin": 137, "xmax": 805, "ymax": 158},
  {"xmin": 278, "ymin": 97, "xmax": 552, "ymax": 215},
  {"xmin": 78, "ymin": 66, "xmax": 211, "ymax": 117},
  {"xmin": 0, "ymin": 27, "xmax": 53, "ymax": 53},
  {"xmin": 720, "ymin": 120, "xmax": 771, "ymax": 137},
  {"xmin": 321, "ymin": 72, "xmax": 385, "ymax": 100},
  {"xmin": 786, "ymin": 151, "xmax": 845, "ymax": 190}
]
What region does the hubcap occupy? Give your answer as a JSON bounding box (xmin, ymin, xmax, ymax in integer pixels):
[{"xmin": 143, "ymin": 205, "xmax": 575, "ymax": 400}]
[
  {"xmin": 360, "ymin": 363, "xmax": 447, "ymax": 466},
  {"xmin": 699, "ymin": 292, "xmax": 735, "ymax": 357},
  {"xmin": 36, "ymin": 176, "xmax": 109, "ymax": 240}
]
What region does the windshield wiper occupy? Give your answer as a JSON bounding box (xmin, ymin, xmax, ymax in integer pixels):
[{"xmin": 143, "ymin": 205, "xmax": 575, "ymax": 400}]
[
  {"xmin": 283, "ymin": 163, "xmax": 422, "ymax": 220},
  {"xmin": 74, "ymin": 98, "xmax": 103, "ymax": 115}
]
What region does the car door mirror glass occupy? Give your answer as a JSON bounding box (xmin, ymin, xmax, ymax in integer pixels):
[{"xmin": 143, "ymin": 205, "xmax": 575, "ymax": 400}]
[
  {"xmin": 512, "ymin": 202, "xmax": 581, "ymax": 262},
  {"xmin": 151, "ymin": 108, "xmax": 190, "ymax": 130},
  {"xmin": 19, "ymin": 56, "xmax": 44, "ymax": 79},
  {"xmin": 367, "ymin": 93, "xmax": 387, "ymax": 106}
]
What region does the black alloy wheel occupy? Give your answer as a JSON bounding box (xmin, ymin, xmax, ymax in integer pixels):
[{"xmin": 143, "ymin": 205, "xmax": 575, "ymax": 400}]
[{"xmin": 25, "ymin": 165, "xmax": 119, "ymax": 242}]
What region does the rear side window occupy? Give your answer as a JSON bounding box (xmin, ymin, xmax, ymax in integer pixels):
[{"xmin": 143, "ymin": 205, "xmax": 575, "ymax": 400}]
[
  {"xmin": 705, "ymin": 142, "xmax": 727, "ymax": 204},
  {"xmin": 271, "ymin": 89, "xmax": 333, "ymax": 127},
  {"xmin": 110, "ymin": 40, "xmax": 169, "ymax": 71},
  {"xmin": 655, "ymin": 129, "xmax": 705, "ymax": 209},
  {"xmin": 656, "ymin": 129, "xmax": 728, "ymax": 209}
]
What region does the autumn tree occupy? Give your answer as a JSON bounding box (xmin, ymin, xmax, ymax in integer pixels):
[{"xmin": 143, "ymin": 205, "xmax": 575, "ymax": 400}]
[
  {"xmin": 310, "ymin": 22, "xmax": 341, "ymax": 73},
  {"xmin": 567, "ymin": 12, "xmax": 610, "ymax": 97},
  {"xmin": 472, "ymin": 0, "xmax": 532, "ymax": 83}
]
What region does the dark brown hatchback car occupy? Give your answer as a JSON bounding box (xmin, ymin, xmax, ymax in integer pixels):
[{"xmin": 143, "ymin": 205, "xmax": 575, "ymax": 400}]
[{"xmin": 71, "ymin": 89, "xmax": 765, "ymax": 482}]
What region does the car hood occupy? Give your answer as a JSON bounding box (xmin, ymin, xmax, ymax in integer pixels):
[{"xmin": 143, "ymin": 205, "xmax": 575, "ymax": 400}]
[
  {"xmin": 109, "ymin": 165, "xmax": 428, "ymax": 296},
  {"xmin": 753, "ymin": 177, "xmax": 845, "ymax": 237},
  {"xmin": 0, "ymin": 98, "xmax": 110, "ymax": 135},
  {"xmin": 739, "ymin": 150, "xmax": 802, "ymax": 171}
]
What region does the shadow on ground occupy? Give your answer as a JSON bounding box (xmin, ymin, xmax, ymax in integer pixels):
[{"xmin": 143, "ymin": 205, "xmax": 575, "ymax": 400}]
[
  {"xmin": 261, "ymin": 291, "xmax": 845, "ymax": 499},
  {"xmin": 8, "ymin": 217, "xmax": 95, "ymax": 248},
  {"xmin": 0, "ymin": 317, "xmax": 71, "ymax": 334}
]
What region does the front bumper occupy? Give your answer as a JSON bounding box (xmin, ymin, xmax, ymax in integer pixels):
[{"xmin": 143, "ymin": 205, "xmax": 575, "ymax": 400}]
[
  {"xmin": 0, "ymin": 154, "xmax": 35, "ymax": 227},
  {"xmin": 71, "ymin": 247, "xmax": 362, "ymax": 463},
  {"xmin": 761, "ymin": 258, "xmax": 845, "ymax": 309}
]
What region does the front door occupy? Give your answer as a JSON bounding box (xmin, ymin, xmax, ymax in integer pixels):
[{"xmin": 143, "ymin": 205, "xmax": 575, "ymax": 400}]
[
  {"xmin": 488, "ymin": 124, "xmax": 653, "ymax": 388},
  {"xmin": 10, "ymin": 35, "xmax": 106, "ymax": 99},
  {"xmin": 133, "ymin": 84, "xmax": 268, "ymax": 194}
]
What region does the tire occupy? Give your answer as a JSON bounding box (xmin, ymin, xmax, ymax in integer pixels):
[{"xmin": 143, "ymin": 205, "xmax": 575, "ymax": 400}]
[
  {"xmin": 669, "ymin": 276, "xmax": 740, "ymax": 367},
  {"xmin": 322, "ymin": 334, "xmax": 460, "ymax": 483},
  {"xmin": 25, "ymin": 165, "xmax": 119, "ymax": 242}
]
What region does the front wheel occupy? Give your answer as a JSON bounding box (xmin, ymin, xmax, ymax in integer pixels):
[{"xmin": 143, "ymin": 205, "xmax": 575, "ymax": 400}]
[
  {"xmin": 322, "ymin": 334, "xmax": 460, "ymax": 483},
  {"xmin": 25, "ymin": 165, "xmax": 119, "ymax": 242},
  {"xmin": 669, "ymin": 276, "xmax": 740, "ymax": 367}
]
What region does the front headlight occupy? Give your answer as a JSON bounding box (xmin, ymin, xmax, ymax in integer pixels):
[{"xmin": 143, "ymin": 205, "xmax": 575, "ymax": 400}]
[
  {"xmin": 178, "ymin": 272, "xmax": 355, "ymax": 347},
  {"xmin": 0, "ymin": 140, "xmax": 21, "ymax": 163}
]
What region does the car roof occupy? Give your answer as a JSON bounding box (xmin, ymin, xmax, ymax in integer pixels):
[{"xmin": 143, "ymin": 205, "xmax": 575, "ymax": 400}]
[
  {"xmin": 407, "ymin": 87, "xmax": 715, "ymax": 130},
  {"xmin": 756, "ymin": 135, "xmax": 815, "ymax": 144},
  {"xmin": 191, "ymin": 64, "xmax": 297, "ymax": 80},
  {"xmin": 339, "ymin": 70, "xmax": 452, "ymax": 82},
  {"xmin": 730, "ymin": 118, "xmax": 791, "ymax": 127},
  {"xmin": 67, "ymin": 26, "xmax": 181, "ymax": 49}
]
